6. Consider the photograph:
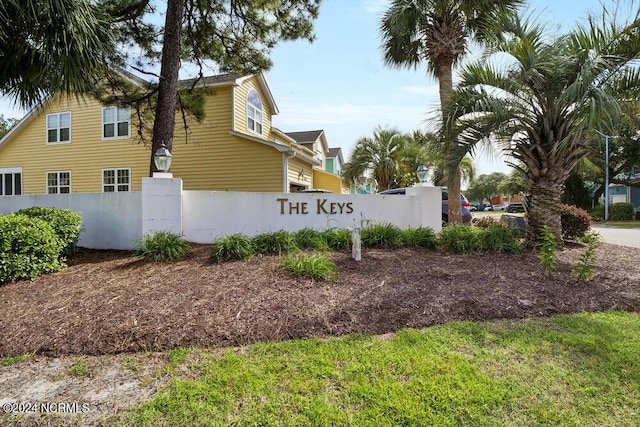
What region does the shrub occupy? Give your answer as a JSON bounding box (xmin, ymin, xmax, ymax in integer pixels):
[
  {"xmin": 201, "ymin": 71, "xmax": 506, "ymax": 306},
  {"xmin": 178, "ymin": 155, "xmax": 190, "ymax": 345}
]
[
  {"xmin": 134, "ymin": 231, "xmax": 192, "ymax": 262},
  {"xmin": 539, "ymin": 225, "xmax": 558, "ymax": 275},
  {"xmin": 589, "ymin": 206, "xmax": 605, "ymax": 221},
  {"xmin": 321, "ymin": 228, "xmax": 351, "ymax": 251},
  {"xmin": 211, "ymin": 234, "xmax": 254, "ymax": 263},
  {"xmin": 0, "ymin": 214, "xmax": 65, "ymax": 282},
  {"xmin": 609, "ymin": 203, "xmax": 635, "ymax": 221},
  {"xmin": 480, "ymin": 223, "xmax": 522, "ymax": 254},
  {"xmin": 472, "ymin": 216, "xmax": 501, "ymax": 228},
  {"xmin": 252, "ymin": 231, "xmax": 298, "ymax": 255},
  {"xmin": 361, "ymin": 223, "xmax": 403, "ymax": 249},
  {"xmin": 438, "ymin": 225, "xmax": 482, "ymax": 253},
  {"xmin": 560, "ymin": 204, "xmax": 592, "ymax": 241},
  {"xmin": 401, "ymin": 227, "xmax": 438, "ymax": 249},
  {"xmin": 17, "ymin": 206, "xmax": 82, "ymax": 256},
  {"xmin": 572, "ymin": 232, "xmax": 601, "ymax": 281},
  {"xmin": 294, "ymin": 228, "xmax": 330, "ymax": 251},
  {"xmin": 278, "ymin": 252, "xmax": 337, "ymax": 282}
]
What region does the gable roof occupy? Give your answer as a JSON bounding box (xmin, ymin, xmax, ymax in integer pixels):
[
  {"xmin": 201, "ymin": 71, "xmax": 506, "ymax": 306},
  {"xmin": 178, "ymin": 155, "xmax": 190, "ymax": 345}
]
[
  {"xmin": 327, "ymin": 147, "xmax": 341, "ymax": 158},
  {"xmin": 285, "ymin": 130, "xmax": 324, "ymax": 143}
]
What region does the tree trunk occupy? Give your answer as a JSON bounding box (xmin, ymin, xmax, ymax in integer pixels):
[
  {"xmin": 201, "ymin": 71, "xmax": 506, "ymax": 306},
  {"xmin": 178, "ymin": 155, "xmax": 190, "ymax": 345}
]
[
  {"xmin": 149, "ymin": 0, "xmax": 184, "ymax": 175},
  {"xmin": 526, "ymin": 176, "xmax": 565, "ymax": 247},
  {"xmin": 437, "ymin": 61, "xmax": 462, "ymax": 224}
]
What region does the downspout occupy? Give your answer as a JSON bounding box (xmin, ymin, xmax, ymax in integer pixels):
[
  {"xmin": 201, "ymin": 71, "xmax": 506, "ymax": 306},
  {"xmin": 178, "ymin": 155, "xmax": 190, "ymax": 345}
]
[{"xmin": 283, "ymin": 150, "xmax": 296, "ymax": 193}]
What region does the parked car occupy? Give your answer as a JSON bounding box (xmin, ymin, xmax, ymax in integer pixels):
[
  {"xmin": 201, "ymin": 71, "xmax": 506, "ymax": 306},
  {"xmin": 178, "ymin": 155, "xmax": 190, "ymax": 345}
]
[
  {"xmin": 506, "ymin": 202, "xmax": 525, "ymax": 213},
  {"xmin": 378, "ymin": 187, "xmax": 473, "ymax": 226}
]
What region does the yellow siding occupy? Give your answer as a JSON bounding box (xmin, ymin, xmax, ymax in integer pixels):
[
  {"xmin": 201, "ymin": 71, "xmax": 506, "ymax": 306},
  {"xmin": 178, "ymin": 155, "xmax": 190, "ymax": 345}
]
[
  {"xmin": 312, "ymin": 169, "xmax": 342, "ymax": 194},
  {"xmin": 0, "ymin": 96, "xmax": 149, "ymax": 194},
  {"xmin": 233, "ymin": 76, "xmax": 273, "ymax": 138},
  {"xmin": 288, "ymin": 158, "xmax": 313, "ymax": 189}
]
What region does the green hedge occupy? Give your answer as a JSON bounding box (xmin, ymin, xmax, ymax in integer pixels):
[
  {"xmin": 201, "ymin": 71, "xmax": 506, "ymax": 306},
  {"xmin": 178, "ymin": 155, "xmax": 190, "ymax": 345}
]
[
  {"xmin": 609, "ymin": 203, "xmax": 635, "ymax": 221},
  {"xmin": 0, "ymin": 214, "xmax": 65, "ymax": 283},
  {"xmin": 17, "ymin": 206, "xmax": 83, "ymax": 255}
]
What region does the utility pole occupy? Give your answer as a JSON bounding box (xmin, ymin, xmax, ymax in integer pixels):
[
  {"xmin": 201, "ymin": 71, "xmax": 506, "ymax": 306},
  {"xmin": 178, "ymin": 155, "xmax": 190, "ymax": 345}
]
[{"xmin": 594, "ymin": 130, "xmax": 619, "ymax": 221}]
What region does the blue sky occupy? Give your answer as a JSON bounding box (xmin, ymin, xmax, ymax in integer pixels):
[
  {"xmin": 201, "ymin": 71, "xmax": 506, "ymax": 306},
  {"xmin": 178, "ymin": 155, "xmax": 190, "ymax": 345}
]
[{"xmin": 0, "ymin": 0, "xmax": 617, "ymax": 176}]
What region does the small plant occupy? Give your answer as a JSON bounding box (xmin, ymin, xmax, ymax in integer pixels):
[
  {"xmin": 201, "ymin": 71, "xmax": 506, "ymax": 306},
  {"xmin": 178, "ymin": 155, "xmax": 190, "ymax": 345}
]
[
  {"xmin": 68, "ymin": 358, "xmax": 91, "ymax": 378},
  {"xmin": 438, "ymin": 225, "xmax": 482, "ymax": 253},
  {"xmin": 321, "ymin": 228, "xmax": 351, "ymax": 251},
  {"xmin": 572, "ymin": 232, "xmax": 601, "ymax": 281},
  {"xmin": 294, "ymin": 228, "xmax": 330, "ymax": 251},
  {"xmin": 17, "ymin": 206, "xmax": 83, "ymax": 256},
  {"xmin": 560, "ymin": 204, "xmax": 592, "ymax": 241},
  {"xmin": 401, "ymin": 227, "xmax": 438, "ymax": 249},
  {"xmin": 0, "ymin": 214, "xmax": 65, "ymax": 283},
  {"xmin": 252, "ymin": 231, "xmax": 298, "ymax": 255},
  {"xmin": 278, "ymin": 252, "xmax": 337, "ymax": 282},
  {"xmin": 134, "ymin": 231, "xmax": 192, "ymax": 262},
  {"xmin": 361, "ymin": 223, "xmax": 403, "ymax": 249},
  {"xmin": 480, "ymin": 223, "xmax": 522, "ymax": 254},
  {"xmin": 539, "ymin": 226, "xmax": 558, "ymax": 275},
  {"xmin": 472, "ymin": 216, "xmax": 500, "ymax": 228},
  {"xmin": 609, "ymin": 203, "xmax": 635, "ymax": 221},
  {"xmin": 2, "ymin": 354, "xmax": 31, "ymax": 366},
  {"xmin": 211, "ymin": 234, "xmax": 254, "ymax": 262}
]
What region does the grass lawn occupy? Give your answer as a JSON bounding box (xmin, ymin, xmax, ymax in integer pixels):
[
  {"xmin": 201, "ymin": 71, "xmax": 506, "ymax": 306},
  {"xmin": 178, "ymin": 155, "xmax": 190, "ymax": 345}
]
[
  {"xmin": 121, "ymin": 311, "xmax": 640, "ymax": 426},
  {"xmin": 595, "ymin": 220, "xmax": 640, "ymax": 228}
]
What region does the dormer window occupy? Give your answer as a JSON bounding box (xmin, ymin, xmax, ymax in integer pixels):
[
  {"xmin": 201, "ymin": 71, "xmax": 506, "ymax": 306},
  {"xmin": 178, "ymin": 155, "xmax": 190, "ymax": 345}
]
[{"xmin": 247, "ymin": 89, "xmax": 263, "ymax": 135}]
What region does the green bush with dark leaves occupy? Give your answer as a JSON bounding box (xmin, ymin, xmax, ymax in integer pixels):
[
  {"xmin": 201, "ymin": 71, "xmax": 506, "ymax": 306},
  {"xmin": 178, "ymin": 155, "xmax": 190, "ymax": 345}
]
[
  {"xmin": 560, "ymin": 204, "xmax": 592, "ymax": 241},
  {"xmin": 17, "ymin": 206, "xmax": 82, "ymax": 255},
  {"xmin": 0, "ymin": 214, "xmax": 65, "ymax": 282},
  {"xmin": 134, "ymin": 231, "xmax": 192, "ymax": 262},
  {"xmin": 361, "ymin": 223, "xmax": 403, "ymax": 249},
  {"xmin": 211, "ymin": 234, "xmax": 255, "ymax": 262},
  {"xmin": 609, "ymin": 203, "xmax": 635, "ymax": 221}
]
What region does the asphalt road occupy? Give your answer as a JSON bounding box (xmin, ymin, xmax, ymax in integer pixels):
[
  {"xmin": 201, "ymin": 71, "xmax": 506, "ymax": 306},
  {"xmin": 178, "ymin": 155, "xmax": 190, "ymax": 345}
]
[{"xmin": 591, "ymin": 224, "xmax": 640, "ymax": 248}]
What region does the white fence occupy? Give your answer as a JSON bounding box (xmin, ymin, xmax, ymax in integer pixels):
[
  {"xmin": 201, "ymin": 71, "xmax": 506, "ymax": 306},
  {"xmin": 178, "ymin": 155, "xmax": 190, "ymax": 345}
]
[{"xmin": 1, "ymin": 178, "xmax": 442, "ymax": 249}]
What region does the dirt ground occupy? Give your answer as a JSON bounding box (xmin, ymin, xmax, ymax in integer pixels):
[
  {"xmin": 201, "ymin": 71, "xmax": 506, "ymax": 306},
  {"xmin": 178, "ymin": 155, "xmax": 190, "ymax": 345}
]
[{"xmin": 1, "ymin": 243, "xmax": 639, "ymax": 425}]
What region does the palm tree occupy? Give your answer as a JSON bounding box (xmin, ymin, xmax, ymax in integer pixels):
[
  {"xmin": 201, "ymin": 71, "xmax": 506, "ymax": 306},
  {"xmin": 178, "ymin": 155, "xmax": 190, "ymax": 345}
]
[
  {"xmin": 380, "ymin": 0, "xmax": 524, "ymax": 223},
  {"xmin": 0, "ymin": 0, "xmax": 113, "ymax": 107},
  {"xmin": 446, "ymin": 11, "xmax": 640, "ymax": 245},
  {"xmin": 344, "ymin": 126, "xmax": 408, "ymax": 192}
]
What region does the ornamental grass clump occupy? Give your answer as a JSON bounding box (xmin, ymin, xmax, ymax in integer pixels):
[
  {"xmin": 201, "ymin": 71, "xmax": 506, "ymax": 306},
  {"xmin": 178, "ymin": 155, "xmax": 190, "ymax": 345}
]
[
  {"xmin": 278, "ymin": 252, "xmax": 337, "ymax": 282},
  {"xmin": 320, "ymin": 228, "xmax": 351, "ymax": 251},
  {"xmin": 210, "ymin": 234, "xmax": 255, "ymax": 263},
  {"xmin": 294, "ymin": 228, "xmax": 330, "ymax": 251},
  {"xmin": 0, "ymin": 214, "xmax": 65, "ymax": 282},
  {"xmin": 361, "ymin": 223, "xmax": 403, "ymax": 249},
  {"xmin": 438, "ymin": 225, "xmax": 482, "ymax": 253},
  {"xmin": 252, "ymin": 231, "xmax": 298, "ymax": 255},
  {"xmin": 479, "ymin": 223, "xmax": 522, "ymax": 254},
  {"xmin": 401, "ymin": 227, "xmax": 438, "ymax": 249},
  {"xmin": 134, "ymin": 231, "xmax": 192, "ymax": 262}
]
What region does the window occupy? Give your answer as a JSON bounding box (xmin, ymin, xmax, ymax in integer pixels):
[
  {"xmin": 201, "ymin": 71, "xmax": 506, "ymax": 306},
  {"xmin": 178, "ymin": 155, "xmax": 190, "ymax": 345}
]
[
  {"xmin": 46, "ymin": 112, "xmax": 71, "ymax": 144},
  {"xmin": 102, "ymin": 106, "xmax": 131, "ymax": 139},
  {"xmin": 247, "ymin": 89, "xmax": 263, "ymax": 134},
  {"xmin": 102, "ymin": 168, "xmax": 130, "ymax": 192},
  {"xmin": 47, "ymin": 171, "xmax": 71, "ymax": 194},
  {"xmin": 0, "ymin": 168, "xmax": 22, "ymax": 195}
]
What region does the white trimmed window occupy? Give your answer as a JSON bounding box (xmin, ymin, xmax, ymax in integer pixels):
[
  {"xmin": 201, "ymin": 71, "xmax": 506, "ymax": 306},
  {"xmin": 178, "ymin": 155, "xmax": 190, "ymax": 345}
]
[
  {"xmin": 102, "ymin": 106, "xmax": 131, "ymax": 139},
  {"xmin": 102, "ymin": 168, "xmax": 130, "ymax": 192},
  {"xmin": 0, "ymin": 167, "xmax": 22, "ymax": 195},
  {"xmin": 247, "ymin": 89, "xmax": 263, "ymax": 135},
  {"xmin": 47, "ymin": 171, "xmax": 71, "ymax": 194},
  {"xmin": 46, "ymin": 112, "xmax": 71, "ymax": 144}
]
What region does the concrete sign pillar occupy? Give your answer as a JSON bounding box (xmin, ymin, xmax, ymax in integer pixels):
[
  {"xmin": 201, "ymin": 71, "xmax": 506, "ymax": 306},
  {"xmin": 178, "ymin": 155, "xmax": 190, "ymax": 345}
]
[{"xmin": 142, "ymin": 177, "xmax": 183, "ymax": 236}]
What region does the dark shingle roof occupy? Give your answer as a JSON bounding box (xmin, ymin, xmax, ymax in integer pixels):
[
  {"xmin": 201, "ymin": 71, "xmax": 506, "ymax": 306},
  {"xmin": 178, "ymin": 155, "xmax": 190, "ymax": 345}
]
[
  {"xmin": 285, "ymin": 130, "xmax": 324, "ymax": 143},
  {"xmin": 327, "ymin": 147, "xmax": 341, "ymax": 158}
]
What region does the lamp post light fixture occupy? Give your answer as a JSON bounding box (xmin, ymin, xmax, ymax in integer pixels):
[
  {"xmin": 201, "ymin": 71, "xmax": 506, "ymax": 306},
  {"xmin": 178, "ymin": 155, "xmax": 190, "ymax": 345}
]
[
  {"xmin": 153, "ymin": 143, "xmax": 173, "ymax": 175},
  {"xmin": 594, "ymin": 130, "xmax": 619, "ymax": 221},
  {"xmin": 416, "ymin": 163, "xmax": 429, "ymax": 183}
]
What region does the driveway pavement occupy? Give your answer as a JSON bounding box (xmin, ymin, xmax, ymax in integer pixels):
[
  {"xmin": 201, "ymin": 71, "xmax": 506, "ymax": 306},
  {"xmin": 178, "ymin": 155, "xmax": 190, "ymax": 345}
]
[{"xmin": 591, "ymin": 224, "xmax": 640, "ymax": 248}]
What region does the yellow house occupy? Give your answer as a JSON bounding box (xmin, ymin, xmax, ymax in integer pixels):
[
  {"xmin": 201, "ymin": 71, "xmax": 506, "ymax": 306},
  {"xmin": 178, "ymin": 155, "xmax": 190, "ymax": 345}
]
[{"xmin": 0, "ymin": 73, "xmax": 344, "ymax": 194}]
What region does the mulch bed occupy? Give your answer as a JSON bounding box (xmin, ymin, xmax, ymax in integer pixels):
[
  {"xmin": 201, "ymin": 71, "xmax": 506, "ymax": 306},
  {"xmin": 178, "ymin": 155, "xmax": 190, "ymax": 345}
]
[{"xmin": 1, "ymin": 243, "xmax": 639, "ymax": 357}]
